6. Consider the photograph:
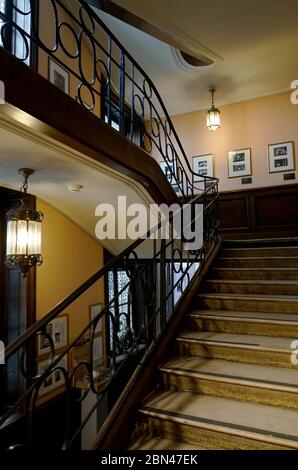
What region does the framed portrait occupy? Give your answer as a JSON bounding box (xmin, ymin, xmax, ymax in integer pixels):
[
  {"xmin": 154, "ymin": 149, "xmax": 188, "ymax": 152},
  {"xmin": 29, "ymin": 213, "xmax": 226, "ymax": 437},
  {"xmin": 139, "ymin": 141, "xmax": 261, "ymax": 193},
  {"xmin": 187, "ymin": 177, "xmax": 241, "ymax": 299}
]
[
  {"xmin": 37, "ymin": 354, "xmax": 68, "ymax": 398},
  {"xmin": 38, "ymin": 315, "xmax": 68, "ymax": 356},
  {"xmin": 159, "ymin": 161, "xmax": 180, "ymax": 193},
  {"xmin": 90, "ymin": 303, "xmax": 103, "ymax": 335},
  {"xmin": 192, "ymin": 154, "xmax": 214, "ymax": 182},
  {"xmin": 48, "ymin": 57, "xmax": 70, "ymax": 94},
  {"xmin": 268, "ymin": 142, "xmax": 295, "ymax": 173},
  {"xmin": 228, "ymin": 148, "xmax": 251, "ymax": 178}
]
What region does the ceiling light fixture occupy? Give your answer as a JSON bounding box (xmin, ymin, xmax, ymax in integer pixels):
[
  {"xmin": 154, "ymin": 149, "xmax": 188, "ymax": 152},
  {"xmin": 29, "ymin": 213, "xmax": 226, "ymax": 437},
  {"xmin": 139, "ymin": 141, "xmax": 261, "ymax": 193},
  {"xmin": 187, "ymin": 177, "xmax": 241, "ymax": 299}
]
[
  {"xmin": 206, "ymin": 88, "xmax": 221, "ymax": 131},
  {"xmin": 5, "ymin": 168, "xmax": 43, "ymax": 277}
]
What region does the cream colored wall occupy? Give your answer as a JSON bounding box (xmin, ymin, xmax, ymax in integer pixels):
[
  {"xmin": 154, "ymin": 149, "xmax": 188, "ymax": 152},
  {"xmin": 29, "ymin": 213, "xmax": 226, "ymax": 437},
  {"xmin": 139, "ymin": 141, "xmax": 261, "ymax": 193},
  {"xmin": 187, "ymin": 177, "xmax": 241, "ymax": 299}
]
[
  {"xmin": 170, "ymin": 92, "xmax": 298, "ymax": 192},
  {"xmin": 36, "ymin": 200, "xmax": 104, "ymax": 341}
]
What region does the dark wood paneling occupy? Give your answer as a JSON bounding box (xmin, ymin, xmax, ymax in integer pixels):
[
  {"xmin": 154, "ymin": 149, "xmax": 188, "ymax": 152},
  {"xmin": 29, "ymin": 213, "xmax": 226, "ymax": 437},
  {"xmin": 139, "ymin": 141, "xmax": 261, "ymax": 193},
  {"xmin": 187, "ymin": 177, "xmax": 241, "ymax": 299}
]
[
  {"xmin": 0, "ymin": 186, "xmax": 36, "ymax": 411},
  {"xmin": 219, "ymin": 197, "xmax": 249, "ymax": 230},
  {"xmin": 255, "ymin": 192, "xmax": 298, "ymax": 227},
  {"xmin": 219, "ymin": 183, "xmax": 298, "ymax": 239}
]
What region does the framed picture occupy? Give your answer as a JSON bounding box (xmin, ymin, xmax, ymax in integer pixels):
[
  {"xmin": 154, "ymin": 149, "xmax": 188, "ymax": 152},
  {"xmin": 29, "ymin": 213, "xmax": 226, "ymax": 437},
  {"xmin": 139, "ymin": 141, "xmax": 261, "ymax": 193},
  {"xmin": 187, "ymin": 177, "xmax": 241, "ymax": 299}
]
[
  {"xmin": 70, "ymin": 337, "xmax": 104, "ymax": 390},
  {"xmin": 48, "ymin": 57, "xmax": 70, "ymax": 94},
  {"xmin": 37, "ymin": 354, "xmax": 68, "ymax": 398},
  {"xmin": 268, "ymin": 142, "xmax": 295, "ymax": 173},
  {"xmin": 192, "ymin": 154, "xmax": 214, "ymax": 182},
  {"xmin": 159, "ymin": 161, "xmax": 180, "ymax": 193},
  {"xmin": 90, "ymin": 303, "xmax": 103, "ymax": 335},
  {"xmin": 228, "ymin": 148, "xmax": 251, "ymax": 178},
  {"xmin": 38, "ymin": 315, "xmax": 68, "ymax": 355}
]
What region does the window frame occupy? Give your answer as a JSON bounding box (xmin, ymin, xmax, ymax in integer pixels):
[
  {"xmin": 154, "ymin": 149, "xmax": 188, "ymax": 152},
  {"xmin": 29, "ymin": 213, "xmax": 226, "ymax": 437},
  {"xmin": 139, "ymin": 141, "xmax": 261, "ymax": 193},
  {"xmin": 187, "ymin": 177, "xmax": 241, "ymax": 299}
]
[{"xmin": 0, "ymin": 0, "xmax": 38, "ymax": 70}]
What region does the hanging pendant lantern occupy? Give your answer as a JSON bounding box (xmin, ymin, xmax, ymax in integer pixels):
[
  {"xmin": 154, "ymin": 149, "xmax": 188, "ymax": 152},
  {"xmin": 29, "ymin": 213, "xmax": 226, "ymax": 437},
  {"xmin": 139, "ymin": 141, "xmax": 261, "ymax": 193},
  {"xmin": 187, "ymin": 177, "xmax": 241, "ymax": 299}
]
[
  {"xmin": 206, "ymin": 88, "xmax": 221, "ymax": 131},
  {"xmin": 5, "ymin": 168, "xmax": 43, "ymax": 277}
]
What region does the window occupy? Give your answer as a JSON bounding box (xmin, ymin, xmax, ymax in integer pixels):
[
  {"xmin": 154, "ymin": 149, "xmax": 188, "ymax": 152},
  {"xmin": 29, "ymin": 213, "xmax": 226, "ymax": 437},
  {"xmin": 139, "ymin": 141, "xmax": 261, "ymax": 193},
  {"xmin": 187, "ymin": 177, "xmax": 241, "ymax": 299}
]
[
  {"xmin": 105, "ymin": 115, "xmax": 120, "ymax": 132},
  {"xmin": 0, "ymin": 0, "xmax": 34, "ymax": 66},
  {"xmin": 107, "ymin": 269, "xmax": 134, "ymax": 356},
  {"xmin": 101, "ymin": 81, "xmax": 144, "ymax": 148},
  {"xmin": 0, "ymin": 0, "xmax": 7, "ymax": 47}
]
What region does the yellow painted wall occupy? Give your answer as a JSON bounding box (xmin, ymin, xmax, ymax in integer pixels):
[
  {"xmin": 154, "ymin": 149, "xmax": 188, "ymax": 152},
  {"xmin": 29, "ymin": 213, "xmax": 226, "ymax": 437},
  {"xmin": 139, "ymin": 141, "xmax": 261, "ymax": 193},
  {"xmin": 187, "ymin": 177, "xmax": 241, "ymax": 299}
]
[
  {"xmin": 169, "ymin": 92, "xmax": 298, "ymax": 191},
  {"xmin": 36, "ymin": 200, "xmax": 104, "ymax": 341}
]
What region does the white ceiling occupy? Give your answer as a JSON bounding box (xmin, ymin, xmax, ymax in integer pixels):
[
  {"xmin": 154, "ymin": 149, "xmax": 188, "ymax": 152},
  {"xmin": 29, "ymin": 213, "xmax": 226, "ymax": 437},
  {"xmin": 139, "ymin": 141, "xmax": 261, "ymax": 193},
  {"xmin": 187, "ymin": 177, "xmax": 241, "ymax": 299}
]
[
  {"xmin": 0, "ymin": 114, "xmax": 154, "ymax": 255},
  {"xmin": 95, "ymin": 0, "xmax": 298, "ymax": 115}
]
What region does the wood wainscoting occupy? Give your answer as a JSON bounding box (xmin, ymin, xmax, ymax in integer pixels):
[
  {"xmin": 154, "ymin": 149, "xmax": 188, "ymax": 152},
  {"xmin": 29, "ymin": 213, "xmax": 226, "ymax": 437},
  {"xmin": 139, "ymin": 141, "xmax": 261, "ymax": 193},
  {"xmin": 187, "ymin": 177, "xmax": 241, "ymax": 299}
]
[{"xmin": 218, "ymin": 183, "xmax": 298, "ymax": 239}]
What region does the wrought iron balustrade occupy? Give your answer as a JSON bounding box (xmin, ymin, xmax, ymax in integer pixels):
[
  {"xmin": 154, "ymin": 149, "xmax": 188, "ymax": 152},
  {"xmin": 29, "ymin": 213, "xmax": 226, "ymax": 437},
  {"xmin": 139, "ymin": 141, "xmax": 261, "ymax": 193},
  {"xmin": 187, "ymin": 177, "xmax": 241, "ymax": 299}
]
[
  {"xmin": 0, "ymin": 0, "xmax": 217, "ymax": 199},
  {"xmin": 0, "ymin": 0, "xmax": 220, "ymax": 450},
  {"xmin": 0, "ymin": 183, "xmax": 219, "ymax": 449}
]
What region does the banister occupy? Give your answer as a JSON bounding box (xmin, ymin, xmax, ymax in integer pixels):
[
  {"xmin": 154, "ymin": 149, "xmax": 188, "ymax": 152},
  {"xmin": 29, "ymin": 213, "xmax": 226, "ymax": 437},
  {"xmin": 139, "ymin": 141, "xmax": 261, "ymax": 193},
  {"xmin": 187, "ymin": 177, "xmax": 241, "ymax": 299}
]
[
  {"xmin": 0, "ymin": 1, "xmax": 220, "ymax": 450},
  {"xmin": 4, "ymin": 184, "xmax": 218, "ymax": 361},
  {"xmin": 0, "ymin": 0, "xmax": 216, "ymax": 199}
]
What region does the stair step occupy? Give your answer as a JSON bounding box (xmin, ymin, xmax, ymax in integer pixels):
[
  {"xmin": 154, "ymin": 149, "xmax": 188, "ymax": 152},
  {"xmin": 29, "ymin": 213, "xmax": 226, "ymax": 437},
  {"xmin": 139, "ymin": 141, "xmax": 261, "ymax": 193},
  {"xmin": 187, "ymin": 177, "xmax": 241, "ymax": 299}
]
[
  {"xmin": 129, "ymin": 435, "xmax": 206, "ymax": 450},
  {"xmin": 176, "ymin": 331, "xmax": 296, "ymax": 368},
  {"xmin": 160, "ymin": 357, "xmax": 298, "ymax": 409},
  {"xmin": 208, "ymin": 267, "xmax": 298, "ymax": 280},
  {"xmin": 204, "ymin": 279, "xmax": 298, "ymax": 295},
  {"xmin": 187, "ymin": 310, "xmax": 298, "ymax": 337},
  {"xmin": 221, "ymin": 247, "xmax": 298, "ymax": 258},
  {"xmin": 196, "ymin": 293, "xmax": 298, "ymax": 313},
  {"xmin": 215, "ymin": 257, "xmax": 298, "ymax": 268},
  {"xmin": 139, "ymin": 391, "xmax": 298, "ymax": 449},
  {"xmin": 223, "ymin": 238, "xmax": 298, "ymax": 248}
]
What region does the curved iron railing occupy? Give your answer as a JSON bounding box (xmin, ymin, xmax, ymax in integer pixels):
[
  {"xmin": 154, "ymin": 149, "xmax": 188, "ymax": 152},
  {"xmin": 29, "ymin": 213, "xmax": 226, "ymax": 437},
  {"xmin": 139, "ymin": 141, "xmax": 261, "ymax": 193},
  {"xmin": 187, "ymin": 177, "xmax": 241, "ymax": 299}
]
[
  {"xmin": 0, "ymin": 0, "xmax": 216, "ymax": 199},
  {"xmin": 0, "ymin": 183, "xmax": 219, "ymax": 449},
  {"xmin": 0, "ymin": 0, "xmax": 220, "ymax": 450}
]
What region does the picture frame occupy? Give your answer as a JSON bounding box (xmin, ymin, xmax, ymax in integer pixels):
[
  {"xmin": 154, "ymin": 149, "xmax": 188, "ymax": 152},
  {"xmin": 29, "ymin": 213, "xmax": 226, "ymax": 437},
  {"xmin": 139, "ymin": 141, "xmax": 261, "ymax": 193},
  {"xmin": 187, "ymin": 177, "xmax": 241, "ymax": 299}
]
[
  {"xmin": 48, "ymin": 57, "xmax": 70, "ymax": 95},
  {"xmin": 268, "ymin": 141, "xmax": 295, "ymax": 173},
  {"xmin": 228, "ymin": 148, "xmax": 251, "ymax": 178},
  {"xmin": 37, "ymin": 354, "xmax": 68, "ymax": 398},
  {"xmin": 89, "ymin": 303, "xmax": 103, "ymax": 335},
  {"xmin": 192, "ymin": 154, "xmax": 214, "ymax": 182},
  {"xmin": 38, "ymin": 315, "xmax": 69, "ymax": 356},
  {"xmin": 70, "ymin": 336, "xmax": 104, "ymax": 390},
  {"xmin": 159, "ymin": 161, "xmax": 180, "ymax": 193}
]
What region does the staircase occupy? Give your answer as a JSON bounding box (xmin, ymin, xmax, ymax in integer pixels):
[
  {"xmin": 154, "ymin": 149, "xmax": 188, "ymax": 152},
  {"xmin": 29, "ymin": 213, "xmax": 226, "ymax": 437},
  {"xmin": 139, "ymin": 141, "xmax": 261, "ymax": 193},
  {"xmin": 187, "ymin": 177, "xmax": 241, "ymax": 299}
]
[{"xmin": 130, "ymin": 239, "xmax": 298, "ymax": 450}]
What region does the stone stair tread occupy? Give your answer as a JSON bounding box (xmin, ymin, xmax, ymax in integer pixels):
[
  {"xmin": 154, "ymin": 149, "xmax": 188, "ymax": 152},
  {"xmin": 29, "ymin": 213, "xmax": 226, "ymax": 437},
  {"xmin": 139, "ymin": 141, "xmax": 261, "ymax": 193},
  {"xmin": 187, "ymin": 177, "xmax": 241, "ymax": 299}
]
[
  {"xmin": 189, "ymin": 310, "xmax": 298, "ymax": 323},
  {"xmin": 161, "ymin": 356, "xmax": 298, "ymax": 390},
  {"xmin": 218, "ymin": 256, "xmax": 298, "ymax": 260},
  {"xmin": 141, "ymin": 391, "xmax": 298, "ymax": 446},
  {"xmin": 129, "ymin": 436, "xmax": 206, "ymax": 450},
  {"xmin": 177, "ymin": 331, "xmax": 295, "ymax": 351},
  {"xmin": 199, "ymin": 292, "xmax": 298, "ymax": 300},
  {"xmin": 224, "ymin": 238, "xmax": 298, "ymax": 245},
  {"xmin": 223, "ymin": 246, "xmax": 298, "ymax": 251},
  {"xmin": 212, "ymin": 267, "xmax": 298, "ymax": 271},
  {"xmin": 206, "ymin": 279, "xmax": 298, "ymax": 285}
]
